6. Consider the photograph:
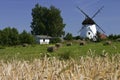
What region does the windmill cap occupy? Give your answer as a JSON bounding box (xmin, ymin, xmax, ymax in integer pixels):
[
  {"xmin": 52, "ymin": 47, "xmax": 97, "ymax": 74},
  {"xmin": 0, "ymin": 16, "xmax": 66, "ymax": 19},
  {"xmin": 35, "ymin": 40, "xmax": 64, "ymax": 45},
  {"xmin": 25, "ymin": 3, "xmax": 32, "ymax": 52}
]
[{"xmin": 82, "ymin": 18, "xmax": 95, "ymax": 25}]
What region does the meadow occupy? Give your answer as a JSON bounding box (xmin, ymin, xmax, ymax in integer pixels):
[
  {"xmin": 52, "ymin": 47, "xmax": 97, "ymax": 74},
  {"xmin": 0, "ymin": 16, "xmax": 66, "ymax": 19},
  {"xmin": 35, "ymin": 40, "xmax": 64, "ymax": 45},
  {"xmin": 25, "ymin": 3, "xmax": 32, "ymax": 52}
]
[
  {"xmin": 0, "ymin": 41, "xmax": 120, "ymax": 61},
  {"xmin": 0, "ymin": 41, "xmax": 120, "ymax": 79}
]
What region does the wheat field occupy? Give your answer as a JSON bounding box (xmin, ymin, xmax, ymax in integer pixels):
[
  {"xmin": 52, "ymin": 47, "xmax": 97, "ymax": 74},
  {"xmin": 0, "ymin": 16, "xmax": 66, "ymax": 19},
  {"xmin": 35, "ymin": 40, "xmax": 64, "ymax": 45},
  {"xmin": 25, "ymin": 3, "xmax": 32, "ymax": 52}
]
[{"xmin": 0, "ymin": 53, "xmax": 120, "ymax": 80}]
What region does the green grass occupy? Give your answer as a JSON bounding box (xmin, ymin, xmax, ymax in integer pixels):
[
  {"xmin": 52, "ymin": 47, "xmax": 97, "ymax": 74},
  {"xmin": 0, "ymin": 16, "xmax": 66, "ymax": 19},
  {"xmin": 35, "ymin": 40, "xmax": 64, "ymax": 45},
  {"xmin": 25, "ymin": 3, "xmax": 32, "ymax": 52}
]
[
  {"xmin": 55, "ymin": 42, "xmax": 120, "ymax": 59},
  {"xmin": 0, "ymin": 41, "xmax": 120, "ymax": 61},
  {"xmin": 0, "ymin": 45, "xmax": 48, "ymax": 61}
]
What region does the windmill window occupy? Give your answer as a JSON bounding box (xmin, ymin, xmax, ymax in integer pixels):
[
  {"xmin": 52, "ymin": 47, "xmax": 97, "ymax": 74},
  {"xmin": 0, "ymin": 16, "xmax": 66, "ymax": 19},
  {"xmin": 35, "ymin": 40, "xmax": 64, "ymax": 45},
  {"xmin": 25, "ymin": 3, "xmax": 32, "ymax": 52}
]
[{"xmin": 88, "ymin": 32, "xmax": 90, "ymax": 35}]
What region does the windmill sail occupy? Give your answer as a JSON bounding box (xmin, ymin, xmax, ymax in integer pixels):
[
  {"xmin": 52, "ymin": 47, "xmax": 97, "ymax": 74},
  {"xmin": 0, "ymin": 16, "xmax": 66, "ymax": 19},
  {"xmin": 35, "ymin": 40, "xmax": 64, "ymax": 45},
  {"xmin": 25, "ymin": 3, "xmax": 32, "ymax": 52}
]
[
  {"xmin": 77, "ymin": 6, "xmax": 90, "ymax": 19},
  {"xmin": 95, "ymin": 22, "xmax": 105, "ymax": 33},
  {"xmin": 92, "ymin": 6, "xmax": 104, "ymax": 19}
]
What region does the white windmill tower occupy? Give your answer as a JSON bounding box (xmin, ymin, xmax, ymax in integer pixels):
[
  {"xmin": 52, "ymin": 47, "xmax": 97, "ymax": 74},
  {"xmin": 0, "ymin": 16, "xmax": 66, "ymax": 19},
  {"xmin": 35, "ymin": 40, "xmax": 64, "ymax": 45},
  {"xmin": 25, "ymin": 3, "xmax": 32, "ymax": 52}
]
[{"xmin": 77, "ymin": 6, "xmax": 105, "ymax": 41}]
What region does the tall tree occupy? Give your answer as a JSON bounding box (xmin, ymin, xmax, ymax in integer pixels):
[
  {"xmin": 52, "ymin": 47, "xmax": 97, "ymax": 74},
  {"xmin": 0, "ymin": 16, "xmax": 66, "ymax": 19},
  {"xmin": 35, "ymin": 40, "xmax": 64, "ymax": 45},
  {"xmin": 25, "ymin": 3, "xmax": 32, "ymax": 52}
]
[{"xmin": 30, "ymin": 4, "xmax": 65, "ymax": 37}]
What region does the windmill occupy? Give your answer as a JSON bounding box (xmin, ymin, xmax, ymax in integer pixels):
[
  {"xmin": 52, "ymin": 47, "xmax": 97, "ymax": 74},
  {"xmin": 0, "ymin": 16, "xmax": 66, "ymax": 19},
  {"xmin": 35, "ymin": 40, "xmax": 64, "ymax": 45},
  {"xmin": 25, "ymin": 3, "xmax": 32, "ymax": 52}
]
[{"xmin": 77, "ymin": 6, "xmax": 105, "ymax": 41}]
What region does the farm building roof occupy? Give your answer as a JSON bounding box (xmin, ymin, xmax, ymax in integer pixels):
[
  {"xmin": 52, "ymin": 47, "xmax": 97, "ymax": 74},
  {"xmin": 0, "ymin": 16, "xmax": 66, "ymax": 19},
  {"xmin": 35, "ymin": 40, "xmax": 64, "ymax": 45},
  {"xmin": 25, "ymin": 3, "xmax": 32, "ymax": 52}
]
[{"xmin": 35, "ymin": 35, "xmax": 52, "ymax": 39}]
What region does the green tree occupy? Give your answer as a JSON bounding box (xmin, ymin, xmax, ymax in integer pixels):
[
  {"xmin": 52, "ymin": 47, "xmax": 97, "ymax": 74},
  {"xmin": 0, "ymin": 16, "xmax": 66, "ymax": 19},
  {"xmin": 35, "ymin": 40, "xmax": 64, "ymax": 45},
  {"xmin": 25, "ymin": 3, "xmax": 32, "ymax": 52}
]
[
  {"xmin": 30, "ymin": 4, "xmax": 65, "ymax": 37},
  {"xmin": 64, "ymin": 33, "xmax": 73, "ymax": 40},
  {"xmin": 108, "ymin": 34, "xmax": 120, "ymax": 40},
  {"xmin": 11, "ymin": 28, "xmax": 19, "ymax": 45},
  {"xmin": 0, "ymin": 27, "xmax": 19, "ymax": 46},
  {"xmin": 2, "ymin": 27, "xmax": 11, "ymax": 45},
  {"xmin": 19, "ymin": 30, "xmax": 35, "ymax": 44}
]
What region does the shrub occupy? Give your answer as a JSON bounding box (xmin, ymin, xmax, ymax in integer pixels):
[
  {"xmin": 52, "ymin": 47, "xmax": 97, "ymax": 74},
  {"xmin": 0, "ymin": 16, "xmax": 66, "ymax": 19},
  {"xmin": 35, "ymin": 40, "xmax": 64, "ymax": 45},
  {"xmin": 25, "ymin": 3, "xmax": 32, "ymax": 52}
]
[
  {"xmin": 64, "ymin": 33, "xmax": 73, "ymax": 40},
  {"xmin": 108, "ymin": 34, "xmax": 120, "ymax": 40},
  {"xmin": 73, "ymin": 36, "xmax": 82, "ymax": 40},
  {"xmin": 0, "ymin": 27, "xmax": 20, "ymax": 46},
  {"xmin": 0, "ymin": 27, "xmax": 35, "ymax": 46},
  {"xmin": 50, "ymin": 37, "xmax": 62, "ymax": 43},
  {"xmin": 19, "ymin": 30, "xmax": 35, "ymax": 44}
]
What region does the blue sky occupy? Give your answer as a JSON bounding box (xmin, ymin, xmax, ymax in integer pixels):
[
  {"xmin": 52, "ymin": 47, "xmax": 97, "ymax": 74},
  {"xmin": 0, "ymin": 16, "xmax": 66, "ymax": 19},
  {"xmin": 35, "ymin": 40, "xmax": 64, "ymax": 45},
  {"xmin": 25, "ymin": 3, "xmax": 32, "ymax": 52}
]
[{"xmin": 0, "ymin": 0, "xmax": 120, "ymax": 36}]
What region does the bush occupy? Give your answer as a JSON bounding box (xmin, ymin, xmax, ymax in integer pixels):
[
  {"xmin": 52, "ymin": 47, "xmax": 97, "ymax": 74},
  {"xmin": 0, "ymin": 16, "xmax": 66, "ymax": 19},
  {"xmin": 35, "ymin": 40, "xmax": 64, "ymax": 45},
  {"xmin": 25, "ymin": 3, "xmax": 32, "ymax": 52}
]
[
  {"xmin": 0, "ymin": 27, "xmax": 35, "ymax": 46},
  {"xmin": 50, "ymin": 37, "xmax": 62, "ymax": 43},
  {"xmin": 108, "ymin": 34, "xmax": 120, "ymax": 40},
  {"xmin": 19, "ymin": 30, "xmax": 35, "ymax": 44},
  {"xmin": 73, "ymin": 36, "xmax": 82, "ymax": 40},
  {"xmin": 0, "ymin": 27, "xmax": 19, "ymax": 46},
  {"xmin": 64, "ymin": 33, "xmax": 73, "ymax": 40}
]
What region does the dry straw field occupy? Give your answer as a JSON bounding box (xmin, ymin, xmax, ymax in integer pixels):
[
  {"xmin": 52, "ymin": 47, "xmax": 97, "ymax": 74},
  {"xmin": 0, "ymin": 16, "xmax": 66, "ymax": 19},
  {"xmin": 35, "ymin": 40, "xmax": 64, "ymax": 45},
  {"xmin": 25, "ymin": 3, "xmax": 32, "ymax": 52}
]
[{"xmin": 0, "ymin": 54, "xmax": 120, "ymax": 80}]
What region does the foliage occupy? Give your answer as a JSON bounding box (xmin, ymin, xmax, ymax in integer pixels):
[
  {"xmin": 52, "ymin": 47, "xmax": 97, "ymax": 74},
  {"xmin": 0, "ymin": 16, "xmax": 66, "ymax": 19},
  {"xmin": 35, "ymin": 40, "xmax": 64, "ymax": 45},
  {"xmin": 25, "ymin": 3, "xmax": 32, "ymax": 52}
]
[
  {"xmin": 0, "ymin": 27, "xmax": 35, "ymax": 46},
  {"xmin": 30, "ymin": 4, "xmax": 65, "ymax": 37},
  {"xmin": 50, "ymin": 37, "xmax": 62, "ymax": 43},
  {"xmin": 96, "ymin": 31, "xmax": 102, "ymax": 42},
  {"xmin": 0, "ymin": 27, "xmax": 19, "ymax": 46},
  {"xmin": 19, "ymin": 30, "xmax": 35, "ymax": 44},
  {"xmin": 73, "ymin": 35, "xmax": 82, "ymax": 40},
  {"xmin": 64, "ymin": 33, "xmax": 73, "ymax": 40},
  {"xmin": 10, "ymin": 28, "xmax": 19, "ymax": 45},
  {"xmin": 96, "ymin": 31, "xmax": 107, "ymax": 42},
  {"xmin": 108, "ymin": 34, "xmax": 120, "ymax": 40}
]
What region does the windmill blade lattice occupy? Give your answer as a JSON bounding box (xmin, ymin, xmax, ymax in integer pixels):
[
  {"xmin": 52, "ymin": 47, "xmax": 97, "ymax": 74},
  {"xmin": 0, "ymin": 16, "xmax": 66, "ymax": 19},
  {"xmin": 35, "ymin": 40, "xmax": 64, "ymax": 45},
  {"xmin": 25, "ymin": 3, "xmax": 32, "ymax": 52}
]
[
  {"xmin": 95, "ymin": 22, "xmax": 105, "ymax": 33},
  {"xmin": 92, "ymin": 6, "xmax": 104, "ymax": 19},
  {"xmin": 76, "ymin": 6, "xmax": 91, "ymax": 18},
  {"xmin": 78, "ymin": 26, "xmax": 84, "ymax": 33}
]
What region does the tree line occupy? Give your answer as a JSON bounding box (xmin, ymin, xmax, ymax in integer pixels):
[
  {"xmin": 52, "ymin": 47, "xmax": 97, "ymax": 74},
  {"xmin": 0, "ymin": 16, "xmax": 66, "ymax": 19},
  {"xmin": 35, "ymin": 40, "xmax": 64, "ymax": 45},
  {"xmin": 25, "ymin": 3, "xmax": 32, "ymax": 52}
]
[{"xmin": 0, "ymin": 27, "xmax": 35, "ymax": 46}]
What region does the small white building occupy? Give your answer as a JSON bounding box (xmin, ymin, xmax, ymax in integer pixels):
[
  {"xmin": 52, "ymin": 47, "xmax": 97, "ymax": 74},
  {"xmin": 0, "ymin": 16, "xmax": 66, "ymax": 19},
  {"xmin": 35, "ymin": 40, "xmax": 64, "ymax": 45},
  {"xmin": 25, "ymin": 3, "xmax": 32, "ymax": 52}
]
[{"xmin": 35, "ymin": 35, "xmax": 52, "ymax": 44}]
